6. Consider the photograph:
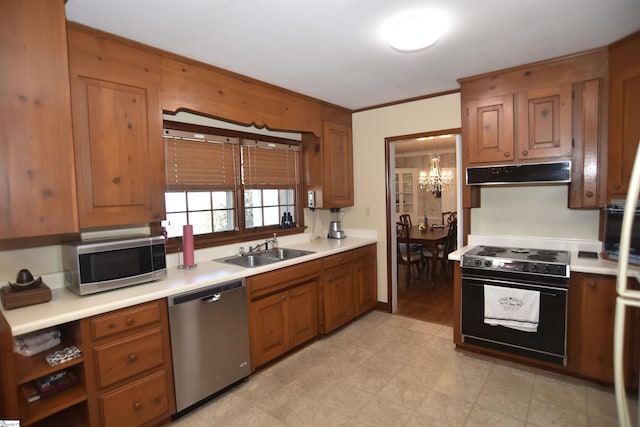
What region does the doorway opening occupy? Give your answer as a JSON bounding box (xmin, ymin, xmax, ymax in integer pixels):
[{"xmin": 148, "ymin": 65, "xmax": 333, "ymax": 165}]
[{"xmin": 385, "ymin": 129, "xmax": 461, "ymax": 326}]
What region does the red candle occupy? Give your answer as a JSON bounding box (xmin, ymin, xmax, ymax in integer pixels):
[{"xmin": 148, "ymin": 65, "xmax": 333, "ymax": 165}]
[{"xmin": 182, "ymin": 225, "xmax": 195, "ymax": 267}]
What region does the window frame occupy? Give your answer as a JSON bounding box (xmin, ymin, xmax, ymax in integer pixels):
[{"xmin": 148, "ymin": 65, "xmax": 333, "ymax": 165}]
[{"xmin": 158, "ymin": 120, "xmax": 305, "ymax": 253}]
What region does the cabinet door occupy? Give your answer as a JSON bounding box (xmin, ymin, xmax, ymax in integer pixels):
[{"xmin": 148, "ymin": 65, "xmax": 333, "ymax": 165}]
[
  {"xmin": 608, "ymin": 32, "xmax": 640, "ymax": 199},
  {"xmin": 0, "ymin": 0, "xmax": 79, "ymax": 238},
  {"xmin": 322, "ymin": 121, "xmax": 354, "ymax": 207},
  {"xmin": 323, "ymin": 264, "xmax": 354, "ymax": 333},
  {"xmin": 569, "ymin": 79, "xmax": 604, "ymax": 208},
  {"xmin": 68, "ymin": 29, "xmax": 165, "ymax": 228},
  {"xmin": 517, "ymin": 84, "xmax": 573, "ymax": 160},
  {"xmin": 288, "ymin": 280, "xmax": 319, "ymax": 348},
  {"xmin": 568, "ymin": 273, "xmax": 639, "ymax": 386},
  {"xmin": 353, "ymin": 255, "xmax": 377, "ymax": 317},
  {"xmin": 466, "ymin": 95, "xmax": 515, "ymax": 164},
  {"xmin": 395, "ymin": 169, "xmax": 418, "ymax": 223},
  {"xmin": 249, "ymin": 292, "xmax": 288, "ymax": 367}
]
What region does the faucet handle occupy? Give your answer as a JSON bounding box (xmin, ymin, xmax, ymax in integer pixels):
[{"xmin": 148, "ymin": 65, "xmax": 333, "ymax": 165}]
[
  {"xmin": 239, "ymin": 246, "xmax": 245, "ymax": 256},
  {"xmin": 272, "ymin": 233, "xmax": 278, "ymax": 249}
]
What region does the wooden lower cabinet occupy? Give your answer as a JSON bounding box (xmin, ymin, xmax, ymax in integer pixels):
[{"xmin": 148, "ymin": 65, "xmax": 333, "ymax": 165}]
[
  {"xmin": 323, "ymin": 262, "xmax": 354, "ymax": 333},
  {"xmin": 567, "ymin": 273, "xmax": 640, "ymax": 387},
  {"xmin": 0, "ymin": 320, "xmax": 88, "ymax": 426},
  {"xmin": 81, "ymin": 300, "xmax": 175, "ymax": 426},
  {"xmin": 247, "ymin": 260, "xmax": 322, "ymax": 369},
  {"xmin": 248, "ymin": 244, "xmax": 378, "ymax": 368},
  {"xmin": 353, "ymin": 245, "xmax": 378, "ymax": 317}
]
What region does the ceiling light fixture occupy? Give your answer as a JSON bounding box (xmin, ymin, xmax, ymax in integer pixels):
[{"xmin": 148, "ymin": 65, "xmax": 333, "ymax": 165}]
[{"xmin": 383, "ymin": 10, "xmax": 449, "ymax": 52}]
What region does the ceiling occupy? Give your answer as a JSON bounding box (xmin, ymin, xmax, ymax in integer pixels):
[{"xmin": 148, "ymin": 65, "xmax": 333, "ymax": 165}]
[{"xmin": 65, "ymin": 1, "xmax": 640, "ymax": 111}]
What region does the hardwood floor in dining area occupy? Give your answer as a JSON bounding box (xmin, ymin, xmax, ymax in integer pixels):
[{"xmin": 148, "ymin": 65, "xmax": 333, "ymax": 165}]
[{"xmin": 396, "ymin": 264, "xmax": 454, "ymax": 327}]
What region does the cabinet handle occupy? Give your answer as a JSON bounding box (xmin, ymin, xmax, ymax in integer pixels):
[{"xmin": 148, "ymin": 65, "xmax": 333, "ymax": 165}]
[
  {"xmin": 126, "ymin": 318, "xmax": 134, "ymax": 326},
  {"xmin": 504, "ymin": 152, "xmax": 510, "ymax": 157},
  {"xmin": 588, "ymin": 281, "xmax": 596, "ymax": 289},
  {"xmin": 129, "ymin": 353, "xmax": 138, "ymax": 362},
  {"xmin": 133, "ymin": 401, "xmax": 142, "ymax": 411},
  {"xmin": 153, "ymin": 212, "xmax": 161, "ymax": 219},
  {"xmin": 586, "ymin": 191, "xmax": 594, "ymax": 198},
  {"xmin": 281, "ymin": 294, "xmax": 286, "ymax": 300},
  {"xmin": 289, "ymin": 291, "xmax": 294, "ymax": 298},
  {"xmin": 522, "ymin": 150, "xmax": 528, "ymax": 156},
  {"xmin": 614, "ymin": 183, "xmax": 621, "ymax": 190},
  {"xmin": 112, "ymin": 177, "xmax": 121, "ymax": 184},
  {"xmin": 153, "ymin": 397, "xmax": 161, "ymax": 405}
]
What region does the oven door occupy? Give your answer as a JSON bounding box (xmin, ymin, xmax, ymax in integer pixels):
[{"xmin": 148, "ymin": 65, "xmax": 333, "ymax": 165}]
[{"xmin": 461, "ymin": 275, "xmax": 568, "ymax": 365}]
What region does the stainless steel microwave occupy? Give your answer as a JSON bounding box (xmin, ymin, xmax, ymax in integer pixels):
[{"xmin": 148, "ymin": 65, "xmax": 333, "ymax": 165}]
[{"xmin": 62, "ymin": 235, "xmax": 167, "ymax": 295}]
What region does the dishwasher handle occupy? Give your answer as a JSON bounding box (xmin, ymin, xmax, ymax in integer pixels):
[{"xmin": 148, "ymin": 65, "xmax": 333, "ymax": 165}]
[
  {"xmin": 201, "ymin": 293, "xmax": 221, "ymax": 303},
  {"xmin": 169, "ymin": 279, "xmax": 245, "ymax": 306}
]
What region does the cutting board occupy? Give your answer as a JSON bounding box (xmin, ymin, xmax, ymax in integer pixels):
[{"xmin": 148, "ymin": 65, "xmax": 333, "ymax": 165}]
[{"xmin": 1, "ymin": 283, "xmax": 52, "ymax": 310}]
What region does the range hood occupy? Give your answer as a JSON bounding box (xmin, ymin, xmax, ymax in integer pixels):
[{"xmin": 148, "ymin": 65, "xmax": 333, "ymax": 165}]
[{"xmin": 466, "ymin": 161, "xmax": 571, "ymax": 185}]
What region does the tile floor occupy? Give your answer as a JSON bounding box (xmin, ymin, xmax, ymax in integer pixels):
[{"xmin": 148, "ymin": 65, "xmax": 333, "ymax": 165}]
[{"xmin": 171, "ymin": 311, "xmax": 636, "ymax": 426}]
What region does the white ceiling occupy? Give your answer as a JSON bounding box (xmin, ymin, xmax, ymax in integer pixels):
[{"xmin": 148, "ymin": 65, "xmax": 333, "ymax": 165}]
[{"xmin": 65, "ymin": 1, "xmax": 640, "ymax": 111}]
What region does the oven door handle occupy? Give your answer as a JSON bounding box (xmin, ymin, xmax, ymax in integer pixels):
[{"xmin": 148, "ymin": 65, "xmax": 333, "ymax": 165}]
[{"xmin": 462, "ymin": 279, "xmax": 567, "ymax": 296}]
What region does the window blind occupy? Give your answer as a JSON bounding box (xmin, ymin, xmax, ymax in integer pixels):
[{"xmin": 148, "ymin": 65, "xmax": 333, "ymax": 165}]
[
  {"xmin": 164, "ymin": 129, "xmax": 239, "ymax": 191},
  {"xmin": 241, "ymin": 139, "xmax": 300, "ymax": 188}
]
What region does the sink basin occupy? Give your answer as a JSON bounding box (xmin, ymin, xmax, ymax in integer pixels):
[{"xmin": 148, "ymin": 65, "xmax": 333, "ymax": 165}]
[
  {"xmin": 215, "ymin": 248, "xmax": 315, "ymax": 268},
  {"xmin": 221, "ymin": 254, "xmax": 281, "ymax": 268},
  {"xmin": 260, "ymin": 248, "xmax": 315, "ymax": 260}
]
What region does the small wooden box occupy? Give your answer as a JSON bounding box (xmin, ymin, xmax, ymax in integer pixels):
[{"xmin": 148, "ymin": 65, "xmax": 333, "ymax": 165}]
[{"xmin": 1, "ymin": 283, "xmax": 52, "ymax": 310}]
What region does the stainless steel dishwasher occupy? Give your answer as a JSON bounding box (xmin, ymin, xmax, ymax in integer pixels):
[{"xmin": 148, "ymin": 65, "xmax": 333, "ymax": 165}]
[{"xmin": 168, "ymin": 279, "xmax": 251, "ymax": 413}]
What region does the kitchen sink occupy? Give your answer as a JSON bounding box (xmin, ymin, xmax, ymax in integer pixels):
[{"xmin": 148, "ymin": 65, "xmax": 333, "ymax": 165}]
[
  {"xmin": 259, "ymin": 248, "xmax": 315, "ymax": 260},
  {"xmin": 215, "ymin": 248, "xmax": 315, "ymax": 268}
]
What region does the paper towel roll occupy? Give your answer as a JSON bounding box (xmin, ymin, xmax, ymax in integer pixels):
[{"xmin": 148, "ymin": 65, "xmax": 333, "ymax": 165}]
[{"xmin": 182, "ymin": 224, "xmax": 195, "ymax": 267}]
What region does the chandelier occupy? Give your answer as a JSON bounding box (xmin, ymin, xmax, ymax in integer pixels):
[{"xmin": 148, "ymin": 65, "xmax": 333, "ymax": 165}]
[{"xmin": 419, "ymin": 153, "xmax": 453, "ymax": 193}]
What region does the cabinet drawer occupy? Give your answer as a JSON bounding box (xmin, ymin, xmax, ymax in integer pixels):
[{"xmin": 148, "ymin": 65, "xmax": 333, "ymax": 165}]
[
  {"xmin": 100, "ymin": 369, "xmax": 171, "ymax": 427},
  {"xmin": 353, "ymin": 244, "xmax": 376, "ymax": 260},
  {"xmin": 94, "ymin": 327, "xmax": 164, "ymax": 389},
  {"xmin": 323, "ymin": 251, "xmax": 353, "ymax": 269},
  {"xmin": 248, "ymin": 259, "xmax": 322, "ymax": 298},
  {"xmin": 90, "ymin": 300, "xmax": 161, "ymax": 340}
]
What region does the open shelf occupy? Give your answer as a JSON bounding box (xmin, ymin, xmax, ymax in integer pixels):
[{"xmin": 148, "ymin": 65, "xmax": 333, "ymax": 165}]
[{"xmin": 19, "ymin": 383, "xmax": 87, "ymax": 426}]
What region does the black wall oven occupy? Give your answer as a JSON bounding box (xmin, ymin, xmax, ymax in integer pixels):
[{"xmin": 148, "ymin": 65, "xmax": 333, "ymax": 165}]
[{"xmin": 461, "ymin": 246, "xmax": 570, "ymax": 365}]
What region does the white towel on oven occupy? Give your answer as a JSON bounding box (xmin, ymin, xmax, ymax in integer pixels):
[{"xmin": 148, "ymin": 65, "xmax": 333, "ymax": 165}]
[{"xmin": 484, "ymin": 285, "xmax": 540, "ymax": 332}]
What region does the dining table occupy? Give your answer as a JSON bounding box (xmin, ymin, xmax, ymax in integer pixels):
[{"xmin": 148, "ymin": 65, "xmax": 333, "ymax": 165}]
[{"xmin": 404, "ymin": 224, "xmax": 449, "ymax": 283}]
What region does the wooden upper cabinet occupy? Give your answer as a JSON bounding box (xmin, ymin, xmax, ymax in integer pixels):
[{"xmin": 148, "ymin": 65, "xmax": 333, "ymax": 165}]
[
  {"xmin": 608, "ymin": 31, "xmax": 640, "ymax": 200},
  {"xmin": 303, "ymin": 121, "xmax": 354, "ymax": 209},
  {"xmin": 67, "ymin": 27, "xmax": 165, "ymax": 228},
  {"xmin": 569, "ymin": 79, "xmax": 606, "ymax": 208},
  {"xmin": 516, "ymin": 84, "xmax": 573, "ymax": 160},
  {"xmin": 0, "ymin": 1, "xmax": 79, "ymax": 239},
  {"xmin": 466, "ymin": 95, "xmax": 515, "ymax": 163}
]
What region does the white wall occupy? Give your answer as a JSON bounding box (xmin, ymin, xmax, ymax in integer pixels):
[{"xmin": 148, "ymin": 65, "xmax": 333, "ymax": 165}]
[
  {"xmin": 349, "ymin": 93, "xmax": 462, "ymax": 304},
  {"xmin": 471, "ymin": 185, "xmax": 599, "ymax": 239}
]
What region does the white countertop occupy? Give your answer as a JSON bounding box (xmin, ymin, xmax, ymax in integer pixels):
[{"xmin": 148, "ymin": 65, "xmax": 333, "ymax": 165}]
[
  {"xmin": 2, "ymin": 233, "xmax": 377, "ymax": 336},
  {"xmin": 448, "ymin": 234, "xmax": 640, "ymax": 277}
]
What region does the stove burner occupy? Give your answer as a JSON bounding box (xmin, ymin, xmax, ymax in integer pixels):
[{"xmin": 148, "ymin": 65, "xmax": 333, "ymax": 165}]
[
  {"xmin": 536, "ymin": 250, "xmax": 559, "ymax": 256},
  {"xmin": 527, "ymin": 254, "xmax": 557, "ymax": 261},
  {"xmin": 476, "ymin": 251, "xmax": 498, "ymax": 256},
  {"xmin": 480, "ymin": 246, "xmax": 507, "ymax": 253}
]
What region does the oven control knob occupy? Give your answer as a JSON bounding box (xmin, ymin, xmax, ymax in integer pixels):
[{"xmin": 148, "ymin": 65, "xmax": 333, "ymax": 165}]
[
  {"xmin": 474, "ymin": 259, "xmax": 482, "ymax": 266},
  {"xmin": 543, "ymin": 265, "xmax": 551, "ymax": 273},
  {"xmin": 531, "ymin": 264, "xmax": 539, "ymax": 272},
  {"xmin": 484, "ymin": 260, "xmax": 492, "ymax": 267}
]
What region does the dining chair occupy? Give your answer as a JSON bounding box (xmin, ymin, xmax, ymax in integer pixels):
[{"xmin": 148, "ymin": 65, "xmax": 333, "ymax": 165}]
[
  {"xmin": 422, "ymin": 220, "xmax": 457, "ymax": 281},
  {"xmin": 442, "ymin": 211, "xmax": 457, "ymax": 227},
  {"xmin": 399, "ymin": 214, "xmax": 424, "ymax": 252},
  {"xmin": 396, "ymin": 222, "xmax": 424, "ymax": 288}
]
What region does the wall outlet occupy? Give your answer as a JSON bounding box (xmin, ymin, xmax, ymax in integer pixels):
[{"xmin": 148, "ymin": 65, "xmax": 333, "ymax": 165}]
[{"xmin": 307, "ymin": 191, "xmax": 315, "ymax": 208}]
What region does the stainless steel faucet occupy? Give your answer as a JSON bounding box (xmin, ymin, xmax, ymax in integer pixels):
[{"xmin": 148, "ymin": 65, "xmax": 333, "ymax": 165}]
[{"xmin": 248, "ymin": 233, "xmax": 278, "ymax": 254}]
